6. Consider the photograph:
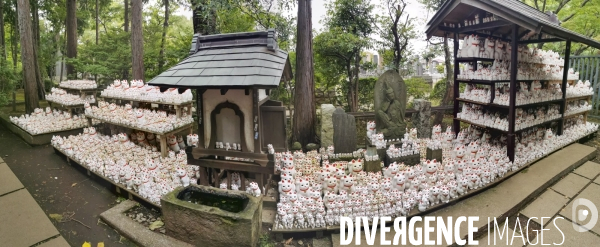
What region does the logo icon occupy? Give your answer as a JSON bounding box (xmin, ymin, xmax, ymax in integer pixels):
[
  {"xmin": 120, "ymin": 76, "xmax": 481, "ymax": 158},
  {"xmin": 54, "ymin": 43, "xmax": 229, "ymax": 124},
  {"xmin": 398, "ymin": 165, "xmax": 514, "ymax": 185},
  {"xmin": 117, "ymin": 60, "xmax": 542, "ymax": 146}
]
[{"xmin": 571, "ymin": 198, "xmax": 598, "ymax": 232}]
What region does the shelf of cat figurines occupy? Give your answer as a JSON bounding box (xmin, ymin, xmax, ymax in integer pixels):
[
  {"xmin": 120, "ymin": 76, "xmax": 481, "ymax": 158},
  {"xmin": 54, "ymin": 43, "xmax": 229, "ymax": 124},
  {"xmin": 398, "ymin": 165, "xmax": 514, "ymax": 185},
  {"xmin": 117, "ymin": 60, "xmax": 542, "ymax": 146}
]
[
  {"xmin": 59, "ymin": 79, "xmax": 98, "ymax": 90},
  {"xmin": 100, "ymin": 80, "xmax": 194, "ymax": 106},
  {"xmin": 52, "ymin": 145, "xmax": 161, "ymax": 208}
]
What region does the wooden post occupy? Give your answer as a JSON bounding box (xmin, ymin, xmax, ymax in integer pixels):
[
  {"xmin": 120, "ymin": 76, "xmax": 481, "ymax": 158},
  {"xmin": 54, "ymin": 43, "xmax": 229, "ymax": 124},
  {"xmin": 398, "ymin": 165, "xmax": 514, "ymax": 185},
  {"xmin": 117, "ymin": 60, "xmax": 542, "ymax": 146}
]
[
  {"xmin": 226, "ymin": 170, "xmax": 231, "ymax": 190},
  {"xmin": 452, "ymin": 32, "xmax": 460, "ymax": 136},
  {"xmin": 200, "ymin": 167, "xmax": 209, "ymax": 186},
  {"xmin": 252, "ymin": 88, "xmax": 260, "ymax": 153},
  {"xmin": 507, "ymin": 24, "xmax": 518, "ymax": 162},
  {"xmin": 175, "ymin": 105, "xmax": 182, "ymax": 118},
  {"xmin": 159, "ymin": 134, "xmax": 167, "ymax": 157},
  {"xmin": 559, "ymin": 40, "xmax": 572, "ymax": 135},
  {"xmin": 240, "ymin": 173, "xmax": 246, "ymax": 191}
]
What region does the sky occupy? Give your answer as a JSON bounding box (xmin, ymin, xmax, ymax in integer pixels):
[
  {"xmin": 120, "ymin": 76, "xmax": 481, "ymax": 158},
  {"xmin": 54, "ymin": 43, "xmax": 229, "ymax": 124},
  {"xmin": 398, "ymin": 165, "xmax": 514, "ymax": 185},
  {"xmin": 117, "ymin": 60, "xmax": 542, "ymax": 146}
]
[{"xmin": 174, "ymin": 0, "xmax": 433, "ymax": 56}]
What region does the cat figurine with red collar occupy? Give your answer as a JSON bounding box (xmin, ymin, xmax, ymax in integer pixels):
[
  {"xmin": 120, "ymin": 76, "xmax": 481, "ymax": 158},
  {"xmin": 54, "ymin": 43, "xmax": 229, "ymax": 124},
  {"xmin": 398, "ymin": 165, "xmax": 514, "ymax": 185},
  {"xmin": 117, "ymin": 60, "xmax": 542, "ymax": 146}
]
[
  {"xmin": 246, "ymin": 182, "xmax": 261, "ymax": 197},
  {"xmin": 186, "ymin": 134, "xmax": 199, "ymax": 148},
  {"xmin": 177, "ymin": 135, "xmax": 186, "ymax": 150},
  {"xmin": 167, "ymin": 135, "xmax": 180, "ymax": 152}
]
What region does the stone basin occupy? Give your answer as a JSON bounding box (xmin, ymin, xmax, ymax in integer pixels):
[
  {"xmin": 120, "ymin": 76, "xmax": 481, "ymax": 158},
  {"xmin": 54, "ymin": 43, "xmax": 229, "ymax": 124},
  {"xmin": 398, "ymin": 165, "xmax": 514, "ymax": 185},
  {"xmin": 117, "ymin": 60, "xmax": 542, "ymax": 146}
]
[{"xmin": 162, "ymin": 185, "xmax": 262, "ymax": 247}]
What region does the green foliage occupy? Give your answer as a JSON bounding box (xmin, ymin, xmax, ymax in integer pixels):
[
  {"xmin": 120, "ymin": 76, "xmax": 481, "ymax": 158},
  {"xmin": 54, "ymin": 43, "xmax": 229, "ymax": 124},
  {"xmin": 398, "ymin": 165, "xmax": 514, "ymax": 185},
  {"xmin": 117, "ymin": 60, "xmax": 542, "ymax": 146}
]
[
  {"xmin": 258, "ymin": 233, "xmax": 274, "ymax": 247},
  {"xmin": 521, "ymin": 0, "xmax": 600, "ymax": 55},
  {"xmin": 376, "ymin": 0, "xmax": 417, "ymax": 71},
  {"xmin": 436, "ymin": 64, "xmax": 444, "ymax": 74},
  {"xmin": 429, "ymin": 78, "xmax": 446, "ymax": 102},
  {"xmin": 314, "ymin": 0, "xmax": 375, "ymax": 110},
  {"xmin": 357, "ymin": 77, "xmax": 377, "ymax": 110},
  {"xmin": 404, "ymin": 77, "xmax": 432, "ymax": 100},
  {"xmin": 0, "ymin": 58, "xmax": 19, "ymax": 106}
]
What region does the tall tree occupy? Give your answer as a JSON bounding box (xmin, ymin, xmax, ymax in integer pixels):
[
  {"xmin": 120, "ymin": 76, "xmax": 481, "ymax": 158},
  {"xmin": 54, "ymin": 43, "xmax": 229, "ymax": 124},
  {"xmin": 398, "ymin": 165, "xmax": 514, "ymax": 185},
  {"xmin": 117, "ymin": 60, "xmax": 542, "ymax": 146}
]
[
  {"xmin": 420, "ymin": 0, "xmax": 452, "ymax": 124},
  {"xmin": 0, "ymin": 0, "xmax": 5, "ymax": 60},
  {"xmin": 95, "ymin": 0, "xmax": 99, "ymax": 82},
  {"xmin": 292, "ymin": 0, "xmax": 317, "ymax": 147},
  {"xmin": 131, "ymin": 0, "xmax": 144, "ymax": 80},
  {"xmin": 315, "ymin": 0, "xmax": 375, "ymax": 112},
  {"xmin": 124, "ymin": 0, "xmax": 129, "ymax": 32},
  {"xmin": 158, "ymin": 0, "xmax": 169, "ymax": 72},
  {"xmin": 379, "ymin": 0, "xmax": 416, "ymax": 72},
  {"xmin": 122, "ymin": 0, "xmax": 130, "ymax": 79},
  {"xmin": 16, "ymin": 0, "xmax": 39, "ymax": 113},
  {"xmin": 31, "ymin": 2, "xmax": 45, "ymax": 98},
  {"xmin": 66, "ymin": 0, "xmax": 77, "ymax": 79}
]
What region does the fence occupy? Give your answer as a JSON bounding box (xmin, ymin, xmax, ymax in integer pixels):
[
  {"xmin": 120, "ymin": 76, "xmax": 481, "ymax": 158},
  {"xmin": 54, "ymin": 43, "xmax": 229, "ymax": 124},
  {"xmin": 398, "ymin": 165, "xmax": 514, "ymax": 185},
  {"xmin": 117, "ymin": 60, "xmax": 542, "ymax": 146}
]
[
  {"xmin": 569, "ymin": 56, "xmax": 600, "ymax": 116},
  {"xmin": 348, "ymin": 105, "xmax": 453, "ymax": 147}
]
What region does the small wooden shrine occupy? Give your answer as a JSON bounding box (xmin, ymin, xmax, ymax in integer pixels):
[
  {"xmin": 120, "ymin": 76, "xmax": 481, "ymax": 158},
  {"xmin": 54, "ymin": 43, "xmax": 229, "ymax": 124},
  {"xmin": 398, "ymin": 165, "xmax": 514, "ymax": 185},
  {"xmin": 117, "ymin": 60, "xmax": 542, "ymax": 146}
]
[{"xmin": 148, "ymin": 29, "xmax": 293, "ymax": 192}]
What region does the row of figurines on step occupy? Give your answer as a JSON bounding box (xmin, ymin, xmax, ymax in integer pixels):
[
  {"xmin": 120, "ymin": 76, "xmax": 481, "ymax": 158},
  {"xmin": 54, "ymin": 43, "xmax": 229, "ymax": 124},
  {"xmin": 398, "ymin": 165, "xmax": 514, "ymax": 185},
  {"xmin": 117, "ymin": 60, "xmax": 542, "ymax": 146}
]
[
  {"xmin": 59, "ymin": 79, "xmax": 97, "ymax": 89},
  {"xmin": 102, "ymin": 79, "xmax": 193, "ymax": 104},
  {"xmin": 458, "ymin": 103, "xmax": 562, "ymax": 131},
  {"xmin": 462, "ymin": 79, "xmax": 593, "ymax": 105},
  {"xmin": 458, "ymin": 35, "xmax": 564, "ymax": 66},
  {"xmin": 441, "ymin": 13, "xmax": 499, "ymax": 28},
  {"xmin": 9, "ymin": 107, "xmax": 101, "ymax": 135},
  {"xmin": 367, "ymin": 123, "xmax": 419, "ymax": 149},
  {"xmin": 46, "ymin": 87, "xmax": 96, "ymax": 105},
  {"xmin": 458, "ymin": 60, "xmax": 579, "ymax": 81}
]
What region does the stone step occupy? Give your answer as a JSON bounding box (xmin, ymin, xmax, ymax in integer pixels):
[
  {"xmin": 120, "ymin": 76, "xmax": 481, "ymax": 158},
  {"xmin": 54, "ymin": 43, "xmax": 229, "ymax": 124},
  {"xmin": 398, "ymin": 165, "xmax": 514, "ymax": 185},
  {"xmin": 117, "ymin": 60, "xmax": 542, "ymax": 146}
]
[
  {"xmin": 330, "ymin": 143, "xmax": 596, "ymax": 246},
  {"xmin": 262, "ymin": 208, "xmax": 276, "ymax": 229},
  {"xmin": 263, "ymin": 194, "xmax": 277, "ymax": 209}
]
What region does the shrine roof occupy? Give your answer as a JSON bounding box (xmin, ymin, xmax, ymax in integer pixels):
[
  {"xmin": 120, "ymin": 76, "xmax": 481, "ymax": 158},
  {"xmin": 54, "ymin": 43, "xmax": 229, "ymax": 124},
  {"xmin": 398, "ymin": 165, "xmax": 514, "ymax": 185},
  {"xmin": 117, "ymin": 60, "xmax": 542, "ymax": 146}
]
[
  {"xmin": 147, "ymin": 29, "xmax": 293, "ymax": 89},
  {"xmin": 425, "ymin": 0, "xmax": 600, "ymax": 49}
]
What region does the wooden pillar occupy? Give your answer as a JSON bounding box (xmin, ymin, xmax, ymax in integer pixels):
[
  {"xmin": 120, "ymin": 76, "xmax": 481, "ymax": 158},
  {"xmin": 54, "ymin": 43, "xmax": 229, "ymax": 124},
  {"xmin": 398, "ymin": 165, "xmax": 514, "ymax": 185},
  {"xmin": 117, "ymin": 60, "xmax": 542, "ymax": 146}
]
[
  {"xmin": 226, "ymin": 170, "xmax": 232, "ymax": 190},
  {"xmin": 240, "ymin": 173, "xmax": 246, "ymax": 191},
  {"xmin": 200, "ymin": 167, "xmax": 209, "ymax": 186},
  {"xmin": 252, "ymin": 88, "xmax": 260, "ymax": 153},
  {"xmin": 197, "ymin": 89, "xmax": 205, "ymax": 148},
  {"xmin": 507, "ymin": 24, "xmax": 519, "ymax": 162},
  {"xmin": 452, "ymin": 32, "xmax": 461, "ymax": 136},
  {"xmin": 159, "ymin": 134, "xmax": 167, "ymax": 157},
  {"xmin": 559, "ymin": 40, "xmax": 571, "ymax": 135},
  {"xmin": 175, "ymin": 105, "xmax": 182, "ymax": 118}
]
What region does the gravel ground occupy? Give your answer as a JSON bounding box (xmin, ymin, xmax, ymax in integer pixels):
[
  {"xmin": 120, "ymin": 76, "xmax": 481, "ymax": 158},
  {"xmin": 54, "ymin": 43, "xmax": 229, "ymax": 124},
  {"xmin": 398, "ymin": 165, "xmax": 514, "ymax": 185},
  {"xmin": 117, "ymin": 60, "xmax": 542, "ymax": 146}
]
[{"xmin": 125, "ymin": 204, "xmax": 166, "ymax": 234}]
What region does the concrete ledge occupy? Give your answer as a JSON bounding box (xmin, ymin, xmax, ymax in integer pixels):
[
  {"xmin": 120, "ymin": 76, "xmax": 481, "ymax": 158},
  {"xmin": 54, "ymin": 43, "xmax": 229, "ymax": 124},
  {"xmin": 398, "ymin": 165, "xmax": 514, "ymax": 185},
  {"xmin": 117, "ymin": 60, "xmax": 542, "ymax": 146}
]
[
  {"xmin": 99, "ymin": 200, "xmax": 193, "ymax": 247},
  {"xmin": 436, "ymin": 143, "xmax": 596, "ymax": 244},
  {"xmin": 0, "ymin": 114, "xmax": 84, "ymax": 145}
]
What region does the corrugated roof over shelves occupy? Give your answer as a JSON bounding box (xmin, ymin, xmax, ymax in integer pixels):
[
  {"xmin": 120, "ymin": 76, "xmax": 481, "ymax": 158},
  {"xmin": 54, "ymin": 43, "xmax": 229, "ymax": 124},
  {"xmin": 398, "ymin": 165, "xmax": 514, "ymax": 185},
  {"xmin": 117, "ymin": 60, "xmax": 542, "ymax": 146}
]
[
  {"xmin": 148, "ymin": 29, "xmax": 293, "ymax": 88},
  {"xmin": 425, "ymin": 0, "xmax": 600, "ymax": 49}
]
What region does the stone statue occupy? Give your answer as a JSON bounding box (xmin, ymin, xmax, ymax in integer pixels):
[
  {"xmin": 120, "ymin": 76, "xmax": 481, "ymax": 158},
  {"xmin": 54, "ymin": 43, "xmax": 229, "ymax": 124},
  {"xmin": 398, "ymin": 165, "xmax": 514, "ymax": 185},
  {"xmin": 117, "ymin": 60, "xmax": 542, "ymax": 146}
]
[{"xmin": 374, "ymin": 70, "xmax": 407, "ymax": 140}]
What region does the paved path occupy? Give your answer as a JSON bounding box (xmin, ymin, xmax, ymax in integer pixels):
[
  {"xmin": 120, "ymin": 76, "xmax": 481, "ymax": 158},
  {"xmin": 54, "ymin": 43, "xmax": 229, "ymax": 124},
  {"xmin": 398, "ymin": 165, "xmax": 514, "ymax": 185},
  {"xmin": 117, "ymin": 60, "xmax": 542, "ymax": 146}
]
[
  {"xmin": 0, "ymin": 122, "xmax": 135, "ymax": 246},
  {"xmin": 0, "ymin": 157, "xmax": 69, "ymax": 247}
]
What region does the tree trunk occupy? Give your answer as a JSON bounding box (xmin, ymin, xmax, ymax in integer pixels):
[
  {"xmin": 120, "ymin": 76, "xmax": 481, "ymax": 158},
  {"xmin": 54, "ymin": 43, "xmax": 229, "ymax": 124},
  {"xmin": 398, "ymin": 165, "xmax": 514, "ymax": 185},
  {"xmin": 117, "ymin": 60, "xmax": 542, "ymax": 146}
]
[
  {"xmin": 95, "ymin": 0, "xmax": 99, "ymax": 82},
  {"xmin": 158, "ymin": 0, "xmax": 169, "ymax": 72},
  {"xmin": 31, "ymin": 2, "xmax": 45, "ymax": 98},
  {"xmin": 16, "ymin": 0, "xmax": 39, "ymax": 113},
  {"xmin": 122, "ymin": 0, "xmax": 130, "ymax": 79},
  {"xmin": 66, "ymin": 0, "xmax": 77, "ymax": 79},
  {"xmin": 131, "ymin": 0, "xmax": 144, "ymax": 80},
  {"xmin": 434, "ymin": 34, "xmax": 454, "ymax": 125},
  {"xmin": 292, "ymin": 0, "xmax": 317, "ymax": 147},
  {"xmin": 11, "ymin": 0, "xmax": 18, "ymax": 70},
  {"xmin": 124, "ymin": 0, "xmax": 129, "ymax": 32},
  {"xmin": 0, "ymin": 0, "xmax": 5, "ymax": 61}
]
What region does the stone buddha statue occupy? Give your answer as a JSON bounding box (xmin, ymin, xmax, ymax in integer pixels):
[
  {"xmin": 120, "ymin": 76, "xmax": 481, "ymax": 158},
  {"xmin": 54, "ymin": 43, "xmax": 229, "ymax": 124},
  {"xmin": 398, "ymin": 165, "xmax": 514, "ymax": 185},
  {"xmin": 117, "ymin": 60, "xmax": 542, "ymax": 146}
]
[{"xmin": 374, "ymin": 70, "xmax": 407, "ymax": 140}]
